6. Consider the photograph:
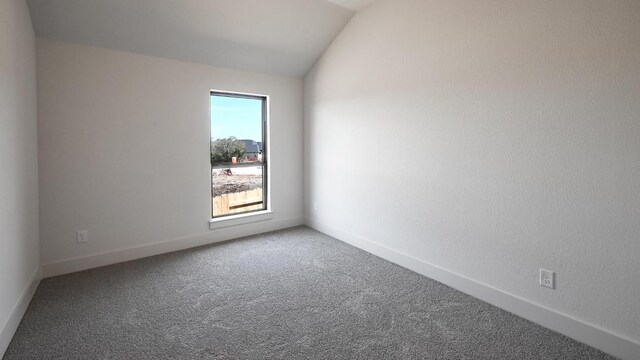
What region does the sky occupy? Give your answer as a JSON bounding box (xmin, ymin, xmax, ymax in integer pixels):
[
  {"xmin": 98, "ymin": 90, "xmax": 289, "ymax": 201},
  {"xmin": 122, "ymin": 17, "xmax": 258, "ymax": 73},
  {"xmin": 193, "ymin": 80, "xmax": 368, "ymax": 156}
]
[{"xmin": 211, "ymin": 95, "xmax": 262, "ymax": 142}]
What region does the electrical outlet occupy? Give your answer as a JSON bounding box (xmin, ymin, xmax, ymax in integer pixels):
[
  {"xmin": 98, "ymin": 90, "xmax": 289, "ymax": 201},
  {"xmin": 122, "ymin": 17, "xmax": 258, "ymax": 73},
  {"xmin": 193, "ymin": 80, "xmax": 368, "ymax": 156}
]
[
  {"xmin": 313, "ymin": 202, "xmax": 318, "ymax": 211},
  {"xmin": 540, "ymin": 269, "xmax": 555, "ymax": 289},
  {"xmin": 77, "ymin": 230, "xmax": 88, "ymax": 244}
]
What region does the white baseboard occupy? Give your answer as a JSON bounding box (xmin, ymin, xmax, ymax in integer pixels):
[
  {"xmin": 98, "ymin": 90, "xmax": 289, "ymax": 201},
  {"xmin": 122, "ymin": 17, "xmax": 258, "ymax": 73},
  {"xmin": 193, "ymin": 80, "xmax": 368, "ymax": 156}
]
[
  {"xmin": 43, "ymin": 216, "xmax": 304, "ymax": 278},
  {"xmin": 0, "ymin": 266, "xmax": 42, "ymax": 359},
  {"xmin": 306, "ymin": 218, "xmax": 640, "ymax": 360}
]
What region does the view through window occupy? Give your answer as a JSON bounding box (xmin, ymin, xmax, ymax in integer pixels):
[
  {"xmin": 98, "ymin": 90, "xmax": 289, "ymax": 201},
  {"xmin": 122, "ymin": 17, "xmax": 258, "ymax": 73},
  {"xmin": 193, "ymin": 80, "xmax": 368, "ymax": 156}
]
[{"xmin": 210, "ymin": 92, "xmax": 267, "ymax": 218}]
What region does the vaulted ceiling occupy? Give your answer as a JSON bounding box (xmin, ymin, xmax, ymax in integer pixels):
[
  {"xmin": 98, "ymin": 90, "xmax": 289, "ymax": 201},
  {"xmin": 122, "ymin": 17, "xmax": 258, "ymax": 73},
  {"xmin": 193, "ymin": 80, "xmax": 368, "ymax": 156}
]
[
  {"xmin": 326, "ymin": 0, "xmax": 377, "ymax": 12},
  {"xmin": 27, "ymin": 0, "xmax": 376, "ymax": 77}
]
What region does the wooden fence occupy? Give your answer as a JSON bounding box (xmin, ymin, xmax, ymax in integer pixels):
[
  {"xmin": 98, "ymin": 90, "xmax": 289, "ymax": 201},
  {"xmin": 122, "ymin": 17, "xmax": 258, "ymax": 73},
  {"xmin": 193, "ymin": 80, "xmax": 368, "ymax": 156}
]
[{"xmin": 212, "ymin": 188, "xmax": 263, "ymax": 216}]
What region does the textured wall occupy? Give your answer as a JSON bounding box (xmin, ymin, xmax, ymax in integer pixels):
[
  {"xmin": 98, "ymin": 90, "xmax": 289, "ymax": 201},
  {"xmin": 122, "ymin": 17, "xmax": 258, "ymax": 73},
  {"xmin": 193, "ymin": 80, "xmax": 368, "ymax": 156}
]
[
  {"xmin": 37, "ymin": 39, "xmax": 304, "ymax": 265},
  {"xmin": 0, "ymin": 0, "xmax": 40, "ymax": 354},
  {"xmin": 305, "ymin": 0, "xmax": 640, "ymax": 343}
]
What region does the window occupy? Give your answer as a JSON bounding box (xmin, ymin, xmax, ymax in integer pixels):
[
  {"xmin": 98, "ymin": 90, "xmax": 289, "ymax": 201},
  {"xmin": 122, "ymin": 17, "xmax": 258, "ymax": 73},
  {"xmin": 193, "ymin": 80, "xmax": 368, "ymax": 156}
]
[{"xmin": 210, "ymin": 91, "xmax": 268, "ymax": 219}]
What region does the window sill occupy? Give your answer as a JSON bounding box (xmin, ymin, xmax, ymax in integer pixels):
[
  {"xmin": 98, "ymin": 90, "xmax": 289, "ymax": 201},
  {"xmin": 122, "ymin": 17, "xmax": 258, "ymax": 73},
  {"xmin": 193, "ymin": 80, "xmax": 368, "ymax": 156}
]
[{"xmin": 209, "ymin": 210, "xmax": 273, "ymax": 230}]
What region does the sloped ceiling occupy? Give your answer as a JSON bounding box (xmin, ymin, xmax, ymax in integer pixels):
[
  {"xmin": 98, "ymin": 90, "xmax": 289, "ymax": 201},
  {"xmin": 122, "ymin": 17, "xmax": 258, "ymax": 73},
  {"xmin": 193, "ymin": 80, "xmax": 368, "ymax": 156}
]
[
  {"xmin": 27, "ymin": 0, "xmax": 362, "ymax": 77},
  {"xmin": 326, "ymin": 0, "xmax": 377, "ymax": 11}
]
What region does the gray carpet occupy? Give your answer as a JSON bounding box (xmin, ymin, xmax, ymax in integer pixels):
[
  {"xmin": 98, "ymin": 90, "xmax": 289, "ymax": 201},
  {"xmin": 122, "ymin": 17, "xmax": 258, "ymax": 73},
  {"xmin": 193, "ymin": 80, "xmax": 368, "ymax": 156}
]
[{"xmin": 5, "ymin": 227, "xmax": 615, "ymax": 359}]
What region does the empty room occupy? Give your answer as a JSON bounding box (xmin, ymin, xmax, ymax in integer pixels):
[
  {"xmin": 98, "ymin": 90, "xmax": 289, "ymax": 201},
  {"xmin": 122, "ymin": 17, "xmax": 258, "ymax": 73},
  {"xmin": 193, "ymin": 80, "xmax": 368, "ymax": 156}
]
[{"xmin": 1, "ymin": 0, "xmax": 639, "ymax": 359}]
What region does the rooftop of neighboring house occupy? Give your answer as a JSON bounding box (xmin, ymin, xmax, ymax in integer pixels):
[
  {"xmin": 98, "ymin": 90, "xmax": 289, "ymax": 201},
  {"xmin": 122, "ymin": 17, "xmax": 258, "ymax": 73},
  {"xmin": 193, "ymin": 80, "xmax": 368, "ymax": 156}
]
[{"xmin": 240, "ymin": 139, "xmax": 262, "ymax": 153}]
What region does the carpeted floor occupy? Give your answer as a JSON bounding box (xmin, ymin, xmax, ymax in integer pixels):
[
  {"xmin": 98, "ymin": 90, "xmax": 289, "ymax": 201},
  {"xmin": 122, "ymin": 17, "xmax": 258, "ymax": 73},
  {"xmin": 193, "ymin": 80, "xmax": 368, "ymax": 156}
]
[{"xmin": 4, "ymin": 226, "xmax": 615, "ymax": 359}]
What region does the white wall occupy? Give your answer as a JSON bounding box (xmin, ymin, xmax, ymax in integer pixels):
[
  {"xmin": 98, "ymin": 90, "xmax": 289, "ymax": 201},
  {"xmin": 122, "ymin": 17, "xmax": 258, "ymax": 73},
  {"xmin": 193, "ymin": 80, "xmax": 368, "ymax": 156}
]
[
  {"xmin": 37, "ymin": 39, "xmax": 304, "ymax": 271},
  {"xmin": 306, "ymin": 0, "xmax": 640, "ymax": 349},
  {"xmin": 0, "ymin": 0, "xmax": 40, "ymax": 355}
]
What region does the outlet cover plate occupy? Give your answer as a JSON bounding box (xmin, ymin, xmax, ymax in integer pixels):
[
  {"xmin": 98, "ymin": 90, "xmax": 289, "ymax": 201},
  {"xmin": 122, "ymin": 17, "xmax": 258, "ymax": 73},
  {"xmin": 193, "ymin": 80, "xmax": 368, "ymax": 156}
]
[
  {"xmin": 77, "ymin": 230, "xmax": 88, "ymax": 244},
  {"xmin": 540, "ymin": 268, "xmax": 555, "ymax": 289}
]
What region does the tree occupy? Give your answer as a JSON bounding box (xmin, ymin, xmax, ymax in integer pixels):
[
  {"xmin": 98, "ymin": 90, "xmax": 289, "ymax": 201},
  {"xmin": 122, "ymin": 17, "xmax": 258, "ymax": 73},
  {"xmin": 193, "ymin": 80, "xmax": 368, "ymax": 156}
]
[{"xmin": 211, "ymin": 137, "xmax": 246, "ymax": 165}]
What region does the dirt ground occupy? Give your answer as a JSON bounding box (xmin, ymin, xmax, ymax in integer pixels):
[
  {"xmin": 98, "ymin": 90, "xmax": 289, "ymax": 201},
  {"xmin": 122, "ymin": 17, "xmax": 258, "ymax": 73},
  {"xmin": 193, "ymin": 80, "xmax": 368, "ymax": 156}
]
[{"xmin": 212, "ymin": 174, "xmax": 263, "ymax": 197}]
